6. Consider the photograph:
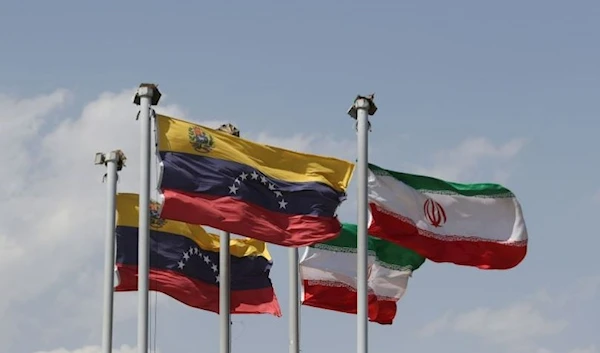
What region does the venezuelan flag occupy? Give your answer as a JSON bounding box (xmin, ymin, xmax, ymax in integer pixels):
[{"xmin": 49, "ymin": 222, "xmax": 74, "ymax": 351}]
[
  {"xmin": 114, "ymin": 193, "xmax": 282, "ymax": 316},
  {"xmin": 156, "ymin": 114, "xmax": 355, "ymax": 247}
]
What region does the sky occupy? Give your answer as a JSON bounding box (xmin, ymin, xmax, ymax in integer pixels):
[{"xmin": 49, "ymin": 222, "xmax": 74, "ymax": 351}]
[{"xmin": 0, "ymin": 0, "xmax": 599, "ymax": 352}]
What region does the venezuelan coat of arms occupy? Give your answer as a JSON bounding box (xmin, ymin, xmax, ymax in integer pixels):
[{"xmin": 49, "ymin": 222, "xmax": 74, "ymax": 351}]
[
  {"xmin": 149, "ymin": 201, "xmax": 166, "ymax": 229},
  {"xmin": 188, "ymin": 126, "xmax": 214, "ymax": 153}
]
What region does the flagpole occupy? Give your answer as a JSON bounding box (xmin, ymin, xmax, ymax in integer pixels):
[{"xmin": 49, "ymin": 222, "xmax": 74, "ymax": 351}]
[
  {"xmin": 215, "ymin": 123, "xmax": 239, "ymax": 353},
  {"xmin": 347, "ymin": 94, "xmax": 377, "ymax": 353},
  {"xmin": 95, "ymin": 150, "xmax": 126, "ymax": 353},
  {"xmin": 133, "ymin": 83, "xmax": 161, "ymax": 353},
  {"xmin": 219, "ymin": 230, "xmax": 231, "ymax": 353},
  {"xmin": 289, "ymin": 248, "xmax": 300, "ymax": 353}
]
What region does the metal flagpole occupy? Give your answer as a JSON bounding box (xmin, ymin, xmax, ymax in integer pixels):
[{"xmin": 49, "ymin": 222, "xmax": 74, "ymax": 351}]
[
  {"xmin": 220, "ymin": 230, "xmax": 231, "ymax": 353},
  {"xmin": 95, "ymin": 150, "xmax": 127, "ymax": 353},
  {"xmin": 133, "ymin": 83, "xmax": 161, "ymax": 353},
  {"xmin": 216, "ymin": 123, "xmax": 239, "ymax": 353},
  {"xmin": 289, "ymin": 248, "xmax": 300, "ymax": 353},
  {"xmin": 347, "ymin": 94, "xmax": 377, "ymax": 353}
]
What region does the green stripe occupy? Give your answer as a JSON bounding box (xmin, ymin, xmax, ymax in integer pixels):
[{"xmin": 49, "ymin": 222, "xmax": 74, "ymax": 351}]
[
  {"xmin": 311, "ymin": 223, "xmax": 426, "ymax": 271},
  {"xmin": 368, "ymin": 163, "xmax": 514, "ymax": 198}
]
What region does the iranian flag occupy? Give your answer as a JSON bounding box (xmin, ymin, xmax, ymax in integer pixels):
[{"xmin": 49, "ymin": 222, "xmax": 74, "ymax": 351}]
[
  {"xmin": 367, "ymin": 163, "xmax": 528, "ymax": 270},
  {"xmin": 300, "ymin": 223, "xmax": 425, "ymax": 325}
]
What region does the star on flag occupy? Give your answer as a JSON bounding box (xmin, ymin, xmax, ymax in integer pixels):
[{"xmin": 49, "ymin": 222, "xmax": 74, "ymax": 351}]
[
  {"xmin": 177, "ymin": 246, "xmax": 220, "ymax": 283},
  {"xmin": 228, "ymin": 169, "xmax": 288, "ymax": 209}
]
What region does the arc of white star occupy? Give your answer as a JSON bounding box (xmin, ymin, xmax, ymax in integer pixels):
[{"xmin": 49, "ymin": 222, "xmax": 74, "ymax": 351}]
[
  {"xmin": 183, "ymin": 252, "xmax": 190, "ymax": 260},
  {"xmin": 177, "ymin": 261, "xmax": 185, "ymax": 269},
  {"xmin": 268, "ymin": 183, "xmax": 275, "ymax": 190},
  {"xmin": 240, "ymin": 172, "xmax": 248, "ymax": 180},
  {"xmin": 229, "ymin": 184, "xmax": 239, "ymax": 194},
  {"xmin": 215, "ymin": 275, "xmax": 220, "ymax": 283},
  {"xmin": 250, "ymin": 171, "xmax": 259, "ymax": 180},
  {"xmin": 274, "ymin": 191, "xmax": 282, "ymax": 198},
  {"xmin": 278, "ymin": 199, "xmax": 288, "ymax": 209},
  {"xmin": 203, "ymin": 255, "xmax": 210, "ymax": 263},
  {"xmin": 260, "ymin": 176, "xmax": 268, "ymax": 184},
  {"xmin": 211, "ymin": 264, "xmax": 218, "ymax": 272}
]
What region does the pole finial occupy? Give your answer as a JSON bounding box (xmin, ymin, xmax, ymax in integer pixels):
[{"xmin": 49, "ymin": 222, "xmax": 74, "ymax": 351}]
[
  {"xmin": 347, "ymin": 93, "xmax": 378, "ymax": 120},
  {"xmin": 216, "ymin": 123, "xmax": 240, "ymax": 137},
  {"xmin": 133, "ymin": 83, "xmax": 162, "ymax": 106},
  {"xmin": 95, "ymin": 150, "xmax": 127, "ymax": 182}
]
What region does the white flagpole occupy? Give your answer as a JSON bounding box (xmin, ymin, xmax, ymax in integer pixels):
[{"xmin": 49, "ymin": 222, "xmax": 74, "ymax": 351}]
[
  {"xmin": 96, "ymin": 150, "xmax": 126, "ymax": 353},
  {"xmin": 347, "ymin": 95, "xmax": 377, "ymax": 353},
  {"xmin": 219, "ymin": 230, "xmax": 231, "ymax": 353},
  {"xmin": 216, "ymin": 123, "xmax": 239, "ymax": 353},
  {"xmin": 133, "ymin": 84, "xmax": 161, "ymax": 353},
  {"xmin": 289, "ymin": 248, "xmax": 300, "ymax": 353}
]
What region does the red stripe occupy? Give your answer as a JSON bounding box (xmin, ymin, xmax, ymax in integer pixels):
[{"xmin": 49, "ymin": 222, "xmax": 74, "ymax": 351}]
[
  {"xmin": 161, "ymin": 189, "xmax": 342, "ymax": 247},
  {"xmin": 368, "ymin": 204, "xmax": 527, "ymax": 270},
  {"xmin": 115, "ymin": 264, "xmax": 282, "ymax": 316},
  {"xmin": 302, "ymin": 281, "xmax": 397, "ymax": 325}
]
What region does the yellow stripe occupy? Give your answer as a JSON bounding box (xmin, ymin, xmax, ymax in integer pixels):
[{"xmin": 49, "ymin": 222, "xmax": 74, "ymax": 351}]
[
  {"xmin": 156, "ymin": 114, "xmax": 355, "ymax": 193},
  {"xmin": 116, "ymin": 193, "xmax": 272, "ymax": 261}
]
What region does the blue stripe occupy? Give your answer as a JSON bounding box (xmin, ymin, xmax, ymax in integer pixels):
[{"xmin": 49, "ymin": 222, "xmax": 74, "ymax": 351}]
[
  {"xmin": 116, "ymin": 226, "xmax": 274, "ymax": 291},
  {"xmin": 159, "ymin": 151, "xmax": 345, "ymax": 217}
]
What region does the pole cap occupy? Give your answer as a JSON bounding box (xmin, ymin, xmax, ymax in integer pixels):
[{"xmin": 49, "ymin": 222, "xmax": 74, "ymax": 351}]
[
  {"xmin": 216, "ymin": 123, "xmax": 240, "ymax": 137},
  {"xmin": 133, "ymin": 83, "xmax": 162, "ymax": 106},
  {"xmin": 347, "ymin": 94, "xmax": 377, "ymax": 119}
]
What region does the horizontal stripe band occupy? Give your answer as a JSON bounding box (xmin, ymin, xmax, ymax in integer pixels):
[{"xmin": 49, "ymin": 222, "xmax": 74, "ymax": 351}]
[
  {"xmin": 159, "ymin": 152, "xmax": 344, "ymax": 217},
  {"xmin": 311, "ymin": 223, "xmax": 425, "ymax": 269},
  {"xmin": 368, "ymin": 204, "xmax": 528, "ymax": 269},
  {"xmin": 302, "ymin": 280, "xmax": 397, "ymax": 324},
  {"xmin": 116, "ymin": 265, "xmax": 281, "ymax": 316},
  {"xmin": 300, "ymin": 253, "xmax": 410, "ymax": 299},
  {"xmin": 116, "ymin": 226, "xmax": 273, "ymax": 291},
  {"xmin": 156, "ymin": 114, "xmax": 354, "ymax": 192},
  {"xmin": 161, "ymin": 189, "xmax": 342, "ymax": 247},
  {"xmin": 369, "ymin": 163, "xmax": 514, "ymax": 197},
  {"xmin": 116, "ymin": 193, "xmax": 271, "ymax": 260}
]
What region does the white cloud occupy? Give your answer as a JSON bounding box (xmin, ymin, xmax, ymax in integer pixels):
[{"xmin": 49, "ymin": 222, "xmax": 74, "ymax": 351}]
[
  {"xmin": 32, "ymin": 344, "xmax": 158, "ymax": 353},
  {"xmin": 413, "ymin": 137, "xmax": 527, "ymax": 183},
  {"xmin": 419, "ymin": 302, "xmax": 567, "ymax": 345},
  {"xmin": 569, "ymin": 346, "xmax": 598, "ymax": 353},
  {"xmin": 451, "ymin": 302, "xmax": 567, "ymax": 343},
  {"xmin": 418, "ymin": 276, "xmax": 599, "ymax": 352},
  {"xmin": 0, "ymin": 88, "xmax": 358, "ymax": 353},
  {"xmin": 251, "ymin": 131, "xmax": 356, "ymax": 162},
  {"xmin": 0, "ymin": 88, "xmax": 220, "ymax": 352}
]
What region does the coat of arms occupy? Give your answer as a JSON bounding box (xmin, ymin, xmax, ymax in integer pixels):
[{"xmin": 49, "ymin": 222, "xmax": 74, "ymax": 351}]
[
  {"xmin": 188, "ymin": 126, "xmax": 214, "ymax": 153},
  {"xmin": 149, "ymin": 200, "xmax": 166, "ymax": 229},
  {"xmin": 423, "ymin": 198, "xmax": 446, "ymax": 228}
]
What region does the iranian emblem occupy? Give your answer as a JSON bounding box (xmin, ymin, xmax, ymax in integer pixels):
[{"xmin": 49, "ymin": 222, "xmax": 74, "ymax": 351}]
[
  {"xmin": 149, "ymin": 200, "xmax": 166, "ymax": 229},
  {"xmin": 188, "ymin": 126, "xmax": 214, "ymax": 153},
  {"xmin": 423, "ymin": 198, "xmax": 446, "ymax": 228}
]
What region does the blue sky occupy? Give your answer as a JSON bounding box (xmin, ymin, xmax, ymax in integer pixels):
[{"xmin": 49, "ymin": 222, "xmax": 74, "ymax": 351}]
[{"xmin": 0, "ymin": 1, "xmax": 598, "ymax": 352}]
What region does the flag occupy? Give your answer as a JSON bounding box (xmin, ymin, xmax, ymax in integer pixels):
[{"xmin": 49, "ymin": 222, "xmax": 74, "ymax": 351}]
[
  {"xmin": 367, "ymin": 163, "xmax": 528, "ymax": 270},
  {"xmin": 155, "ymin": 114, "xmax": 355, "ymax": 247},
  {"xmin": 299, "ymin": 223, "xmax": 425, "ymax": 324},
  {"xmin": 114, "ymin": 193, "xmax": 282, "ymax": 316}
]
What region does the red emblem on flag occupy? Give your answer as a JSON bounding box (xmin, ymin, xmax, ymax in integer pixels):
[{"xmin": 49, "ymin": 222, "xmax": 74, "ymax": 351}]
[{"xmin": 423, "ymin": 198, "xmax": 446, "ymax": 227}]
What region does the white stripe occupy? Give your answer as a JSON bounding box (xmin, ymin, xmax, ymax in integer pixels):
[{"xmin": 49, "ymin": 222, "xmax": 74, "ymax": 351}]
[
  {"xmin": 368, "ymin": 170, "xmax": 528, "ymax": 243},
  {"xmin": 299, "ymin": 246, "xmax": 411, "ymax": 300}
]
